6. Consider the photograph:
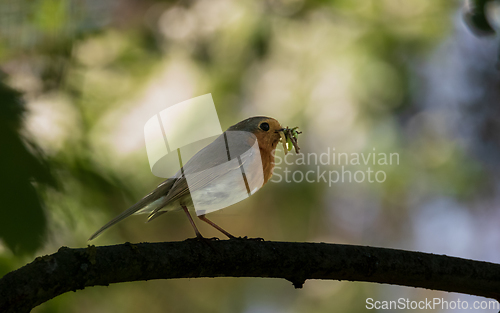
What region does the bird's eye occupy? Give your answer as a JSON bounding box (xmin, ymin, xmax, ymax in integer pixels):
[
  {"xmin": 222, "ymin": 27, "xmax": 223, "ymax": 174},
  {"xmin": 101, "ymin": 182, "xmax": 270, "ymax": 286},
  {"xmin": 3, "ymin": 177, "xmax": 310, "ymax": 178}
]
[{"xmin": 260, "ymin": 122, "xmax": 270, "ymax": 131}]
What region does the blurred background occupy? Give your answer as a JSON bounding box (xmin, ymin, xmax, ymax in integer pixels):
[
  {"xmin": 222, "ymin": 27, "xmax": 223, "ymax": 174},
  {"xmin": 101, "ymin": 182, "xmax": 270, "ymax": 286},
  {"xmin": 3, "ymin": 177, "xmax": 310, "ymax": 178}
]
[{"xmin": 1, "ymin": 0, "xmax": 500, "ymax": 312}]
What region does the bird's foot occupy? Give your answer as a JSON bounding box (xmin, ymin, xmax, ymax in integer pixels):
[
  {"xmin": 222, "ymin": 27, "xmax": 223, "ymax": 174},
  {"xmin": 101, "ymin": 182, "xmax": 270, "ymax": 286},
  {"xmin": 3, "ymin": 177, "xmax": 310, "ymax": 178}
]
[
  {"xmin": 232, "ymin": 236, "xmax": 265, "ymax": 241},
  {"xmin": 185, "ymin": 235, "xmax": 220, "ymax": 252},
  {"xmin": 185, "ymin": 236, "xmax": 219, "ymax": 242}
]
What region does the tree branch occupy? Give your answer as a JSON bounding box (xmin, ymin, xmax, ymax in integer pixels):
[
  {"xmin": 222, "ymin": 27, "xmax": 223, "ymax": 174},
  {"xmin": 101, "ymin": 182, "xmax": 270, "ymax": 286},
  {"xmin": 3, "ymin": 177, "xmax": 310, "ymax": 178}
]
[{"xmin": 2, "ymin": 240, "xmax": 500, "ymax": 312}]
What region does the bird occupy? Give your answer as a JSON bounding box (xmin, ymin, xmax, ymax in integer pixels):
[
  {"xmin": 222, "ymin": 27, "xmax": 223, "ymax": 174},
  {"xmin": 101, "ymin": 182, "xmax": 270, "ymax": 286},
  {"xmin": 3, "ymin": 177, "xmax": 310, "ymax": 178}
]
[{"xmin": 89, "ymin": 116, "xmax": 286, "ymax": 241}]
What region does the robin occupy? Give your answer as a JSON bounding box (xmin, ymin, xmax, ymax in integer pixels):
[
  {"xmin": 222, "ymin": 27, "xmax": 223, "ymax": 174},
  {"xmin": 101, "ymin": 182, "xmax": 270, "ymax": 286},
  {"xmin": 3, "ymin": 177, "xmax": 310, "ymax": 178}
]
[{"xmin": 89, "ymin": 116, "xmax": 296, "ymax": 241}]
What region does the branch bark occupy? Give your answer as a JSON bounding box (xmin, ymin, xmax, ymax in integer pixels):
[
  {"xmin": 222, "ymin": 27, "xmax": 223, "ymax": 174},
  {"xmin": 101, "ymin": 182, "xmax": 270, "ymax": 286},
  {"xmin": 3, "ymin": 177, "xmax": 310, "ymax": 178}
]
[{"xmin": 2, "ymin": 240, "xmax": 500, "ymax": 313}]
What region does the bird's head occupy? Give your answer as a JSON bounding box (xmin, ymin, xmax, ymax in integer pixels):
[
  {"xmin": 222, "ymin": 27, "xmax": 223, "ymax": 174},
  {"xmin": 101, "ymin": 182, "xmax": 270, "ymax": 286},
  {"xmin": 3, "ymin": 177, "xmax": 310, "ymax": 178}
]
[{"xmin": 227, "ymin": 116, "xmax": 284, "ymax": 152}]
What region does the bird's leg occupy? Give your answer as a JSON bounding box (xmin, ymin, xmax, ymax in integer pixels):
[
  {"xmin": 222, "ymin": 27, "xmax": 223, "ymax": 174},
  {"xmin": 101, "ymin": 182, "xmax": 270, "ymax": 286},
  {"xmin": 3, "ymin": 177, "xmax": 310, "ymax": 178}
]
[
  {"xmin": 198, "ymin": 214, "xmax": 235, "ymax": 239},
  {"xmin": 181, "ymin": 205, "xmax": 203, "ymax": 239},
  {"xmin": 182, "ymin": 206, "xmax": 219, "ymax": 252}
]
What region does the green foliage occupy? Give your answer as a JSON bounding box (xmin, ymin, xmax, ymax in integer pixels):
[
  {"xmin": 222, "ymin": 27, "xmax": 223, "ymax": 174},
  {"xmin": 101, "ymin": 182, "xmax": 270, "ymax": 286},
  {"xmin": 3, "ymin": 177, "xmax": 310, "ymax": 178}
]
[
  {"xmin": 33, "ymin": 0, "xmax": 68, "ymax": 34},
  {"xmin": 0, "ymin": 78, "xmax": 55, "ymax": 255}
]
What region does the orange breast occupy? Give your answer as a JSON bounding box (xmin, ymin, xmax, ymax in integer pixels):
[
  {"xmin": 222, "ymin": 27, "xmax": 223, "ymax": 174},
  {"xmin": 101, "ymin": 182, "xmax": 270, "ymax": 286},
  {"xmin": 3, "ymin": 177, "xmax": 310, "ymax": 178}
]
[
  {"xmin": 261, "ymin": 150, "xmax": 275, "ymax": 184},
  {"xmin": 254, "ymin": 130, "xmax": 281, "ymax": 185}
]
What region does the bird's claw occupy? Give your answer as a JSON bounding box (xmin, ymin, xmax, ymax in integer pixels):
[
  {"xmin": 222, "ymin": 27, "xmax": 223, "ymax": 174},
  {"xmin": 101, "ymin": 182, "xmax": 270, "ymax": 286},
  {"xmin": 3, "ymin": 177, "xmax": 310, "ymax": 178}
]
[
  {"xmin": 249, "ymin": 237, "xmax": 265, "ymax": 242},
  {"xmin": 231, "ymin": 236, "xmax": 265, "ymax": 241},
  {"xmin": 185, "ymin": 235, "xmax": 220, "ymax": 252}
]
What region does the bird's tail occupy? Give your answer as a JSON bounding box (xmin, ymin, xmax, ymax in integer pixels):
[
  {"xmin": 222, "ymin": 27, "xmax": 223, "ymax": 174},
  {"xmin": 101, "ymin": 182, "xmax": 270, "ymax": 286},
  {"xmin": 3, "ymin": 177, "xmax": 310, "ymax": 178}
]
[{"xmin": 88, "ymin": 178, "xmax": 175, "ymax": 240}]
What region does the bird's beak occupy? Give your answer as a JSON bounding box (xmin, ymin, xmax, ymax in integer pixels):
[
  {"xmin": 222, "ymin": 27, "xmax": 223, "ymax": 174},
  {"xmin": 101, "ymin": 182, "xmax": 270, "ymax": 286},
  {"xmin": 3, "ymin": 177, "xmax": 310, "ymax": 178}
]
[{"xmin": 276, "ymin": 128, "xmax": 286, "ymax": 141}]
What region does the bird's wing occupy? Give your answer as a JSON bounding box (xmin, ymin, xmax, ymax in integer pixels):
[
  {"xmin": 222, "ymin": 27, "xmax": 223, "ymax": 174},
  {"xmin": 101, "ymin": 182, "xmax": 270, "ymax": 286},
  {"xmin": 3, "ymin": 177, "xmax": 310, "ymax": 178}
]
[
  {"xmin": 148, "ymin": 131, "xmax": 258, "ymax": 220},
  {"xmin": 88, "ymin": 178, "xmax": 176, "ymax": 240}
]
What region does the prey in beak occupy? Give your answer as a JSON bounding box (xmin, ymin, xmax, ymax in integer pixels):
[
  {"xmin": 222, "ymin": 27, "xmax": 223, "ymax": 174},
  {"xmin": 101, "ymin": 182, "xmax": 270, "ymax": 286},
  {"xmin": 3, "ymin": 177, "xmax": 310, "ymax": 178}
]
[{"xmin": 278, "ymin": 127, "xmax": 302, "ymax": 155}]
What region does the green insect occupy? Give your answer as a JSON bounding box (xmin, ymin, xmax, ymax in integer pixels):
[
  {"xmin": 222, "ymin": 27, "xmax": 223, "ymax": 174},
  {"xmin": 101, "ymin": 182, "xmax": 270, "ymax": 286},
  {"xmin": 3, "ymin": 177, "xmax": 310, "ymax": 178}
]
[
  {"xmin": 280, "ymin": 126, "xmax": 302, "ymax": 155},
  {"xmin": 287, "ymin": 127, "xmax": 300, "ymax": 151}
]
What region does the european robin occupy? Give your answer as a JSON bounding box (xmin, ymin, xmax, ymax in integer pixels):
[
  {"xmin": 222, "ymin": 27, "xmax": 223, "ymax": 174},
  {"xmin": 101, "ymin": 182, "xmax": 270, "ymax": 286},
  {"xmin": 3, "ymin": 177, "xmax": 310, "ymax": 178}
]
[{"xmin": 89, "ymin": 116, "xmax": 294, "ymax": 241}]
